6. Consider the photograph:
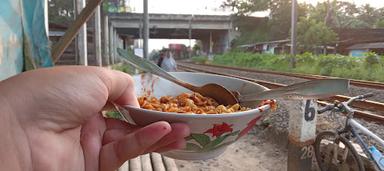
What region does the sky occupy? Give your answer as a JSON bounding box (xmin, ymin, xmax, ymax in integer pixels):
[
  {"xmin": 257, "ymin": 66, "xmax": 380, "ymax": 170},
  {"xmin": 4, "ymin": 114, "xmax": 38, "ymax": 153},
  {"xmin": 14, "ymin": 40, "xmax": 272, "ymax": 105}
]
[
  {"xmin": 128, "ymin": 0, "xmax": 384, "ymax": 15},
  {"xmin": 127, "ymin": 0, "xmax": 384, "ymax": 51}
]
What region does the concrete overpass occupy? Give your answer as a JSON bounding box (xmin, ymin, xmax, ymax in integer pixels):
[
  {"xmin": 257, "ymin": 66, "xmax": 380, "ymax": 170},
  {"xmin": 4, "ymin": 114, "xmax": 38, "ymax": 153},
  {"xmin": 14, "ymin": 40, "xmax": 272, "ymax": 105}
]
[{"xmin": 106, "ymin": 13, "xmax": 237, "ymax": 60}]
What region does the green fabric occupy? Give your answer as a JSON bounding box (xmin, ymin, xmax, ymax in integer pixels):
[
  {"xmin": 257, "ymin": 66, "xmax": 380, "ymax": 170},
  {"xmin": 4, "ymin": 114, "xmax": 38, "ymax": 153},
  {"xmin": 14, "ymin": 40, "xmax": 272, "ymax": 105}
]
[
  {"xmin": 0, "ymin": 0, "xmax": 24, "ymax": 80},
  {"xmin": 21, "ymin": 0, "xmax": 53, "ymax": 69},
  {"xmin": 0, "ymin": 0, "xmax": 53, "ymax": 80}
]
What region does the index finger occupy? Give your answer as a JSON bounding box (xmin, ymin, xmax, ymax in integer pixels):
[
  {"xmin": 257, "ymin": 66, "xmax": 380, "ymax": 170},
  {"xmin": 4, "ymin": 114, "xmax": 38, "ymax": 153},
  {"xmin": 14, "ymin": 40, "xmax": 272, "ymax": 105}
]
[{"xmin": 96, "ymin": 69, "xmax": 139, "ymax": 107}]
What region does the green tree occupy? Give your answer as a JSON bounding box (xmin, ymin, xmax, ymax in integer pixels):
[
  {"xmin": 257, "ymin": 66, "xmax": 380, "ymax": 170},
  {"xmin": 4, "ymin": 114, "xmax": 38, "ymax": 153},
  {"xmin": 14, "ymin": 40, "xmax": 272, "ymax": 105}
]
[
  {"xmin": 103, "ymin": 0, "xmax": 131, "ymax": 13},
  {"xmin": 221, "ymin": 0, "xmax": 269, "ymax": 16},
  {"xmin": 357, "ymin": 4, "xmax": 380, "ymax": 28},
  {"xmin": 48, "ymin": 0, "xmax": 74, "ymax": 24},
  {"xmin": 222, "ymin": 0, "xmax": 310, "ymax": 40},
  {"xmin": 308, "ymin": 1, "xmax": 362, "ymax": 28},
  {"xmin": 296, "ymin": 18, "xmax": 337, "ymax": 53},
  {"xmin": 309, "ymin": 1, "xmax": 382, "ymax": 29},
  {"xmin": 375, "ymin": 19, "xmax": 384, "ymax": 28},
  {"xmin": 231, "ymin": 16, "xmax": 269, "ymax": 46}
]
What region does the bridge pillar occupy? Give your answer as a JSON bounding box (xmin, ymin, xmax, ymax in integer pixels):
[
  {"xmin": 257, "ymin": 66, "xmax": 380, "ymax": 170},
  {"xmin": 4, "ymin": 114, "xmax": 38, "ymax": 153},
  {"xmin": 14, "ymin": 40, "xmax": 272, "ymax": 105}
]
[
  {"xmin": 223, "ymin": 30, "xmax": 230, "ymax": 52},
  {"xmin": 217, "ymin": 30, "xmax": 231, "ymax": 53},
  {"xmin": 201, "ymin": 37, "xmax": 210, "ymax": 56},
  {"xmin": 200, "ymin": 30, "xmax": 234, "ymax": 55}
]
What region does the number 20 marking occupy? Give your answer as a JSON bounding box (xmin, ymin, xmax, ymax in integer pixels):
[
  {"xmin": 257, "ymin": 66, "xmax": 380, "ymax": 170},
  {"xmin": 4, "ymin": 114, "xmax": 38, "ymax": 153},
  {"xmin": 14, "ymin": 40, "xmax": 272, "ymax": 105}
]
[{"xmin": 301, "ymin": 145, "xmax": 314, "ymax": 160}]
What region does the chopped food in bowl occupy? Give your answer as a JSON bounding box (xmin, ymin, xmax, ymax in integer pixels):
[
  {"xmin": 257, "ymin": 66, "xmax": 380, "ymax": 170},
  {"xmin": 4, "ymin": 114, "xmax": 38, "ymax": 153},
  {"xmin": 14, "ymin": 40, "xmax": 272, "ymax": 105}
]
[
  {"xmin": 138, "ymin": 92, "xmax": 250, "ymax": 114},
  {"xmin": 121, "ymin": 72, "xmax": 276, "ymax": 160}
]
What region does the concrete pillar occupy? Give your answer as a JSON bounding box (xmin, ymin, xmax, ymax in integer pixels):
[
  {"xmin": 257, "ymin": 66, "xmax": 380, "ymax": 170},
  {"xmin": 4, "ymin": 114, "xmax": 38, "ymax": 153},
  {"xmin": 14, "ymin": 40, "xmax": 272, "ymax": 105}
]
[
  {"xmin": 113, "ymin": 29, "xmax": 120, "ymax": 63},
  {"xmin": 103, "ymin": 15, "xmax": 110, "ymax": 65},
  {"xmin": 209, "ymin": 31, "xmax": 213, "ymax": 55},
  {"xmin": 216, "ymin": 31, "xmax": 228, "ymax": 53},
  {"xmin": 112, "ymin": 29, "xmax": 117, "ymax": 64},
  {"xmin": 109, "ymin": 25, "xmax": 113, "ymax": 64},
  {"xmin": 94, "ymin": 5, "xmax": 102, "ymax": 66},
  {"xmin": 287, "ymin": 99, "xmax": 317, "ymax": 171},
  {"xmin": 224, "ymin": 30, "xmax": 230, "ymax": 52},
  {"xmin": 201, "ymin": 38, "xmax": 209, "ymax": 56},
  {"xmin": 76, "ymin": 0, "xmax": 88, "ymax": 66}
]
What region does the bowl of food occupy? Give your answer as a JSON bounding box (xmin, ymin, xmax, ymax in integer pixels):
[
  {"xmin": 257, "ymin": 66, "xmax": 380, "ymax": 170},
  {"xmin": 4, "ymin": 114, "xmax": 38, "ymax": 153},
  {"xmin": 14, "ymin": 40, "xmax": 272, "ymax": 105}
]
[{"xmin": 121, "ymin": 72, "xmax": 276, "ymax": 160}]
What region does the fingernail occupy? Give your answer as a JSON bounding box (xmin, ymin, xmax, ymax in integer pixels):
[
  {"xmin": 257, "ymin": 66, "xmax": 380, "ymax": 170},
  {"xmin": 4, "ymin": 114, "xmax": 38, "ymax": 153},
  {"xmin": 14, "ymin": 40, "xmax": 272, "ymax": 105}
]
[
  {"xmin": 170, "ymin": 123, "xmax": 191, "ymax": 138},
  {"xmin": 137, "ymin": 121, "xmax": 172, "ymax": 147}
]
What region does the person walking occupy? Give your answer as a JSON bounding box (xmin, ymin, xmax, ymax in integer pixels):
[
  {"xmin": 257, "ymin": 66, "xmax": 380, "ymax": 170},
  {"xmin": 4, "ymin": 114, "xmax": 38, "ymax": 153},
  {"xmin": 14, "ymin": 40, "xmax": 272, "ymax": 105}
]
[{"xmin": 160, "ymin": 51, "xmax": 177, "ymax": 72}]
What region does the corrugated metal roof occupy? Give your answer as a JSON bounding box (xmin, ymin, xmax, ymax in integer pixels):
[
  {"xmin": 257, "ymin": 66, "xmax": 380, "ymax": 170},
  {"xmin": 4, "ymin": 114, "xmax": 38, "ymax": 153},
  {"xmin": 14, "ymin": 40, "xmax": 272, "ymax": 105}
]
[
  {"xmin": 238, "ymin": 39, "xmax": 290, "ymax": 48},
  {"xmin": 347, "ymin": 42, "xmax": 384, "ymax": 50}
]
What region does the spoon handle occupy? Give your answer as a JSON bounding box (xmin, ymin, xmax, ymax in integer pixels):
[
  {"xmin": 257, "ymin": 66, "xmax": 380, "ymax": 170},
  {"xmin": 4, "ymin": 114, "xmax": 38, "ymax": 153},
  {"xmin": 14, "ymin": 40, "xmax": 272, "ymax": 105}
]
[
  {"xmin": 239, "ymin": 79, "xmax": 349, "ymax": 102},
  {"xmin": 117, "ymin": 48, "xmax": 195, "ymax": 90}
]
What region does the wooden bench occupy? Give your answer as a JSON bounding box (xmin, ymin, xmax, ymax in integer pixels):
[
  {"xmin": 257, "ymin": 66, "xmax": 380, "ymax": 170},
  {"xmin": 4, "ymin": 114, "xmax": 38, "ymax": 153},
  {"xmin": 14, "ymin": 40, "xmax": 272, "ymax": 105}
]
[{"xmin": 117, "ymin": 153, "xmax": 178, "ymax": 171}]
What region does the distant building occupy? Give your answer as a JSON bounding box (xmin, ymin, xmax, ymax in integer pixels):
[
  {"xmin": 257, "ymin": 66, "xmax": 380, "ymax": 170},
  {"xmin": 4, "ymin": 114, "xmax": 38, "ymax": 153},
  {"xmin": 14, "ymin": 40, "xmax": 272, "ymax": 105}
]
[
  {"xmin": 346, "ymin": 42, "xmax": 384, "ymax": 57},
  {"xmin": 335, "ymin": 28, "xmax": 384, "ymax": 56},
  {"xmin": 168, "ymin": 43, "xmax": 189, "ymax": 59},
  {"xmin": 238, "ymin": 39, "xmax": 336, "ymax": 54},
  {"xmin": 237, "ymin": 28, "xmax": 384, "ymax": 56},
  {"xmin": 237, "ymin": 39, "xmax": 290, "ymax": 54}
]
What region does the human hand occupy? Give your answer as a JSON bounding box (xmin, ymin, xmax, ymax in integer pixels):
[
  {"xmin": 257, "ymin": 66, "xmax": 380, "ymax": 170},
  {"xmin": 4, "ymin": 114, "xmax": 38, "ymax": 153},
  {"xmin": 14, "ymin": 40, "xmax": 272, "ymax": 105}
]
[{"xmin": 0, "ymin": 66, "xmax": 190, "ymax": 171}]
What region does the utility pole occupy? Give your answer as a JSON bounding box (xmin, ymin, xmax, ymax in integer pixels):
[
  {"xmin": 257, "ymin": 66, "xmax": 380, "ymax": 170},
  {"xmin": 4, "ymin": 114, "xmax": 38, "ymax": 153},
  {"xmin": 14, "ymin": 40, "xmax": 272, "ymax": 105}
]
[
  {"xmin": 288, "ymin": 2, "xmax": 316, "ymax": 171},
  {"xmin": 143, "ymin": 0, "xmax": 149, "ymax": 59},
  {"xmin": 188, "ymin": 15, "xmax": 193, "ymax": 58},
  {"xmin": 290, "ymin": 0, "xmax": 297, "ymax": 68}
]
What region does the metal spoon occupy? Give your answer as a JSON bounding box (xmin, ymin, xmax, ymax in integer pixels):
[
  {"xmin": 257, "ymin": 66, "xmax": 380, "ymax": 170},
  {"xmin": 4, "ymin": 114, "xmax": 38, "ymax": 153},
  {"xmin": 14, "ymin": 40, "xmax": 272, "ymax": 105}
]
[
  {"xmin": 239, "ymin": 79, "xmax": 350, "ymax": 102},
  {"xmin": 108, "ymin": 79, "xmax": 349, "ymax": 121},
  {"xmin": 117, "ymin": 48, "xmax": 349, "ymax": 105},
  {"xmin": 117, "ymin": 48, "xmax": 239, "ymax": 105}
]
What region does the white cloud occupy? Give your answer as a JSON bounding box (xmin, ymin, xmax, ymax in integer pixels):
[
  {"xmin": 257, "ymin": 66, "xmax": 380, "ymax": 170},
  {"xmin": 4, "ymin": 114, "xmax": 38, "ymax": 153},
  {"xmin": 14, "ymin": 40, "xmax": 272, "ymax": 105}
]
[
  {"xmin": 128, "ymin": 0, "xmax": 231, "ymax": 15},
  {"xmin": 298, "ymin": 0, "xmax": 384, "ymax": 7}
]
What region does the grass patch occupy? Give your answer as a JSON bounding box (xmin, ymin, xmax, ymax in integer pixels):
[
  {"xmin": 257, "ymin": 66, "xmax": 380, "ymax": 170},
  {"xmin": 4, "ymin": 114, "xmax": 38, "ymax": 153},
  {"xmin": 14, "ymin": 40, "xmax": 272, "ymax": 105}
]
[
  {"xmin": 111, "ymin": 63, "xmax": 136, "ymax": 75},
  {"xmin": 191, "ymin": 56, "xmax": 209, "ymax": 64},
  {"xmin": 211, "ymin": 51, "xmax": 384, "ymax": 82}
]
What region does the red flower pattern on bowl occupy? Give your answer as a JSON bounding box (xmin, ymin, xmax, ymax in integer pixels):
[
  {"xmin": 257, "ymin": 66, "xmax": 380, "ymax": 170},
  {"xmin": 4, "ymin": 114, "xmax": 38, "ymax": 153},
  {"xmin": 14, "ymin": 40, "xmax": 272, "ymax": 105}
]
[
  {"xmin": 237, "ymin": 115, "xmax": 263, "ymax": 140},
  {"xmin": 204, "ymin": 122, "xmax": 233, "ymax": 137}
]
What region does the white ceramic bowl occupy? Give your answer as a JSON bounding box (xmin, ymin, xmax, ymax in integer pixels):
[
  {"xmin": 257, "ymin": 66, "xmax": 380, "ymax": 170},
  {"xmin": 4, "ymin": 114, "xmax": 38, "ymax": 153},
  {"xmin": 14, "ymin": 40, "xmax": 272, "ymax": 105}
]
[{"xmin": 122, "ymin": 72, "xmax": 275, "ymax": 160}]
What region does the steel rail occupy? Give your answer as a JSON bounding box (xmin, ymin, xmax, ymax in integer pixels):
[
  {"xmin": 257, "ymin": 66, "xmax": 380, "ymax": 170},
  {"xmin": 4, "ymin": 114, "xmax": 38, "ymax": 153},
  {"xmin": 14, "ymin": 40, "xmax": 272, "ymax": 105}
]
[
  {"xmin": 180, "ymin": 62, "xmax": 384, "ymax": 90},
  {"xmin": 178, "ymin": 64, "xmax": 384, "ymax": 123}
]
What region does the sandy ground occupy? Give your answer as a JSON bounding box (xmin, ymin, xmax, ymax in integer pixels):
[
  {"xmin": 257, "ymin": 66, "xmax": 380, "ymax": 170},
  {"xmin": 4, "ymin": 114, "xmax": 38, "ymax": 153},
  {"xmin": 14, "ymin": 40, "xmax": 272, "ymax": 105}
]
[{"xmin": 174, "ymin": 130, "xmax": 287, "ymax": 171}]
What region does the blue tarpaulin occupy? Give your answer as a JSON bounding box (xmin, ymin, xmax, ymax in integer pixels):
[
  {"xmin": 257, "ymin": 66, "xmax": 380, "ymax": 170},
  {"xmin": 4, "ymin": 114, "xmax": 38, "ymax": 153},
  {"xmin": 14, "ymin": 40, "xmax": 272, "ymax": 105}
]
[{"xmin": 0, "ymin": 0, "xmax": 53, "ymax": 80}]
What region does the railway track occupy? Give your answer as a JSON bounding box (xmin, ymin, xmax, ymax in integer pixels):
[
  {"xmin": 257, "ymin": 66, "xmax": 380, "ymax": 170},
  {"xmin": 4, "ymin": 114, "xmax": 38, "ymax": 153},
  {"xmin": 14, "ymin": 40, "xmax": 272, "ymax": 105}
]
[
  {"xmin": 177, "ymin": 63, "xmax": 384, "ymax": 124},
  {"xmin": 181, "ymin": 62, "xmax": 384, "ymax": 90}
]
